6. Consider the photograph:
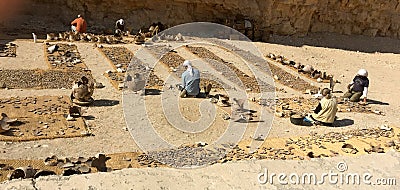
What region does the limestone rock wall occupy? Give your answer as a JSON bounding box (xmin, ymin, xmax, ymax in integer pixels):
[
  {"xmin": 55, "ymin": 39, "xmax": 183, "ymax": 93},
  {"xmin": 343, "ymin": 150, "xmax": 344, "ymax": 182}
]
[{"xmin": 1, "ymin": 0, "xmax": 400, "ymax": 40}]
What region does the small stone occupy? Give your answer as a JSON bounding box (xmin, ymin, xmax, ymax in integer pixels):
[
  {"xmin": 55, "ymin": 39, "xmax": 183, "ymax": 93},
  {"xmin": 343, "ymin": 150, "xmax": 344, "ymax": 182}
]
[
  {"xmin": 95, "ymin": 82, "xmax": 105, "ymax": 88},
  {"xmin": 66, "ymin": 115, "xmax": 75, "ymax": 121},
  {"xmin": 62, "ymin": 163, "xmax": 75, "ymax": 168},
  {"xmin": 380, "ymin": 125, "xmax": 392, "ymax": 131}
]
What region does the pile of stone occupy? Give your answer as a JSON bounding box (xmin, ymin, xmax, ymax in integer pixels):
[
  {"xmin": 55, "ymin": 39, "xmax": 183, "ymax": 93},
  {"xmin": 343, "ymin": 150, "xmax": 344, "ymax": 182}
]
[
  {"xmin": 0, "ymin": 43, "xmax": 17, "ymax": 57},
  {"xmin": 275, "ymin": 97, "xmax": 318, "ymax": 118},
  {"xmin": 268, "ymin": 63, "xmax": 319, "ymax": 93},
  {"xmin": 267, "ymin": 53, "xmax": 333, "ymax": 82},
  {"xmin": 46, "ymin": 32, "xmax": 125, "ymax": 44},
  {"xmin": 154, "ymin": 33, "xmax": 184, "ymax": 42},
  {"xmin": 159, "ymin": 51, "xmax": 186, "ymax": 69},
  {"xmin": 137, "ymin": 154, "xmax": 163, "ymax": 168},
  {"xmin": 7, "ymin": 153, "xmax": 111, "ymax": 180},
  {"xmin": 99, "ymin": 46, "xmax": 134, "ymax": 90},
  {"xmin": 338, "ymin": 101, "xmax": 385, "ymax": 115},
  {"xmin": 46, "ymin": 154, "xmax": 110, "ymax": 173},
  {"xmin": 147, "ymin": 72, "xmax": 164, "ymax": 89},
  {"xmin": 144, "ymin": 45, "xmax": 172, "ymax": 59},
  {"xmin": 7, "ymin": 166, "xmax": 56, "ymax": 180},
  {"xmin": 99, "ymin": 47, "xmax": 133, "ymax": 71},
  {"xmin": 186, "ymin": 46, "xmax": 261, "ymax": 93},
  {"xmin": 143, "ymin": 45, "xmax": 234, "ymax": 90},
  {"xmin": 0, "ymin": 69, "xmax": 92, "ymax": 89},
  {"xmin": 46, "ymin": 43, "xmax": 86, "ymax": 70},
  {"xmin": 0, "ymin": 96, "xmax": 69, "ymax": 115},
  {"xmin": 143, "ymin": 144, "xmax": 226, "ymax": 168}
]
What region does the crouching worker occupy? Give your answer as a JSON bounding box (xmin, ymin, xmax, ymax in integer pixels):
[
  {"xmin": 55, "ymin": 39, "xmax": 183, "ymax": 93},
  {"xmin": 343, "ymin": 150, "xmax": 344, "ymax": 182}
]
[
  {"xmin": 342, "ymin": 69, "xmax": 369, "ymax": 103},
  {"xmin": 179, "ymin": 60, "xmax": 200, "ymax": 98},
  {"xmin": 304, "ymin": 88, "xmax": 338, "ymax": 126},
  {"xmin": 71, "ymin": 14, "xmax": 87, "ymax": 33}
]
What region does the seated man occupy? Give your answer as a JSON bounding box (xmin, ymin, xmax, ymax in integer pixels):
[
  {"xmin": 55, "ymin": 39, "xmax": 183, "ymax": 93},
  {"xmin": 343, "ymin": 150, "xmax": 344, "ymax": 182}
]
[
  {"xmin": 342, "ymin": 69, "xmax": 369, "ymax": 103},
  {"xmin": 180, "ymin": 60, "xmax": 200, "ymax": 98},
  {"xmin": 304, "ymin": 88, "xmax": 338, "ymax": 126}
]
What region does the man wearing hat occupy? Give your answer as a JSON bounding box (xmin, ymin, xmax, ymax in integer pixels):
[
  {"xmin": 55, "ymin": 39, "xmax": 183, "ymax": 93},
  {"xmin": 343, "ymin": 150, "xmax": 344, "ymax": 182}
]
[
  {"xmin": 71, "ymin": 14, "xmax": 87, "ymax": 33},
  {"xmin": 180, "ymin": 60, "xmax": 200, "ymax": 98},
  {"xmin": 342, "ymin": 69, "xmax": 369, "ymax": 103}
]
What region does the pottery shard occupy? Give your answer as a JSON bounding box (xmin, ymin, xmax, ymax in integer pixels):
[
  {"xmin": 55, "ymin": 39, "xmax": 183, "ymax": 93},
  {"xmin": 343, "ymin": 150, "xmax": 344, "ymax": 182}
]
[
  {"xmin": 78, "ymin": 164, "xmax": 91, "ymax": 174},
  {"xmin": 34, "ymin": 170, "xmax": 56, "ymax": 178},
  {"xmin": 62, "ymin": 168, "xmax": 81, "ymax": 176}
]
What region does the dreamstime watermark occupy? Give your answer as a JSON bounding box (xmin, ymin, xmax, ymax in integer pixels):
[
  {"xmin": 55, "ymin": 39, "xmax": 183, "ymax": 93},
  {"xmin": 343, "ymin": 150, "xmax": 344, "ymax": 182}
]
[{"xmin": 257, "ymin": 162, "xmax": 396, "ymax": 186}]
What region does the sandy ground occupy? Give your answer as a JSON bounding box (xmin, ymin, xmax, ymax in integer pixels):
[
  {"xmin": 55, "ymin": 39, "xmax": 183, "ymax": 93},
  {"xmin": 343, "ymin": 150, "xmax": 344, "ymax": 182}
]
[{"xmin": 0, "ymin": 33, "xmax": 399, "ymax": 188}]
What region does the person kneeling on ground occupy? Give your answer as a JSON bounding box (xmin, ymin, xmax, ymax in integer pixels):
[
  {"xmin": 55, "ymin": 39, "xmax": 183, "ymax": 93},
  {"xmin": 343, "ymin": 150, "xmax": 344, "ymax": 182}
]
[
  {"xmin": 114, "ymin": 18, "xmax": 125, "ymax": 37},
  {"xmin": 179, "ymin": 60, "xmax": 200, "ymax": 98},
  {"xmin": 342, "ymin": 69, "xmax": 369, "ymax": 103},
  {"xmin": 304, "ymin": 88, "xmax": 338, "ymax": 126}
]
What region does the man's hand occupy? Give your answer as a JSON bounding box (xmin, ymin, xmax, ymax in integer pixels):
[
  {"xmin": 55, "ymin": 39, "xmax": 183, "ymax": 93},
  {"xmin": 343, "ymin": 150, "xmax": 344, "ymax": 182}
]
[{"xmin": 359, "ymin": 97, "xmax": 367, "ymax": 105}]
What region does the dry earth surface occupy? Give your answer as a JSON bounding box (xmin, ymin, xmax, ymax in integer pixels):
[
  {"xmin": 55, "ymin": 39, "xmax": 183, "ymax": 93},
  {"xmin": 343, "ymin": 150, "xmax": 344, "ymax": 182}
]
[{"xmin": 0, "ymin": 32, "xmax": 399, "ymax": 189}]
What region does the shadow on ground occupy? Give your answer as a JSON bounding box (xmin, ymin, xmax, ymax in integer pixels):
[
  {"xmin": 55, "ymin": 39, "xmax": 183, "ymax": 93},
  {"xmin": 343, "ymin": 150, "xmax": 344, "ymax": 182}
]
[
  {"xmin": 92, "ymin": 99, "xmax": 120, "ymax": 107},
  {"xmin": 332, "ymin": 119, "xmax": 354, "ymax": 127},
  {"xmin": 269, "ymin": 33, "xmax": 400, "ymax": 54},
  {"xmin": 145, "ymin": 89, "xmax": 161, "ymax": 95},
  {"xmin": 367, "ymin": 99, "xmax": 389, "ymax": 105}
]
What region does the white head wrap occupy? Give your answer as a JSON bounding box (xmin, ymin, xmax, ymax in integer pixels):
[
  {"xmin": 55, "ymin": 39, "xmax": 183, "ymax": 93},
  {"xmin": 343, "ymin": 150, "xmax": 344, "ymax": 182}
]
[
  {"xmin": 118, "ymin": 19, "xmax": 124, "ymax": 25},
  {"xmin": 183, "ymin": 60, "xmax": 193, "ymax": 76},
  {"xmin": 357, "ymin": 69, "xmax": 368, "ymax": 77}
]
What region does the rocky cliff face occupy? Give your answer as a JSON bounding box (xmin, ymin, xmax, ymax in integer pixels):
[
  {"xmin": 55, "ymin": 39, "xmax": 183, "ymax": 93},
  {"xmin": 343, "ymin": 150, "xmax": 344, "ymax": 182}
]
[{"xmin": 1, "ymin": 0, "xmax": 400, "ymax": 40}]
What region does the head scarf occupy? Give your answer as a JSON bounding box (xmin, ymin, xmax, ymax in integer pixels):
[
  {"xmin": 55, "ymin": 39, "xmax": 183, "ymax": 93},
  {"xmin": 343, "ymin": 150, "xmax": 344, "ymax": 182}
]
[
  {"xmin": 183, "ymin": 60, "xmax": 193, "ymax": 76},
  {"xmin": 118, "ymin": 19, "xmax": 124, "ymax": 25},
  {"xmin": 357, "ymin": 69, "xmax": 368, "ymax": 77}
]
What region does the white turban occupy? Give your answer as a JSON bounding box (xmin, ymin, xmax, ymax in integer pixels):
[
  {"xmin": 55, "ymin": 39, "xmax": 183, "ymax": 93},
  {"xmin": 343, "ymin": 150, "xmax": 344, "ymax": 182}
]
[
  {"xmin": 118, "ymin": 19, "xmax": 124, "ymax": 25},
  {"xmin": 183, "ymin": 60, "xmax": 193, "ymax": 76},
  {"xmin": 357, "ymin": 69, "xmax": 368, "ymax": 77}
]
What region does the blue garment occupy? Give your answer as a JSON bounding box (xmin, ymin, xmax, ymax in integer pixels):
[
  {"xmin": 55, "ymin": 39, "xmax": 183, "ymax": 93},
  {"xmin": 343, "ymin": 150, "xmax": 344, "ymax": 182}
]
[{"xmin": 181, "ymin": 68, "xmax": 200, "ymax": 96}]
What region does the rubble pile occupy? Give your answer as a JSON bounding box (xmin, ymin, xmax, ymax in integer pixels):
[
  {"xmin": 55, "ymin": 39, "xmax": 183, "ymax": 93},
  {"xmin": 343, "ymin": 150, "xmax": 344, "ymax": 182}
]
[
  {"xmin": 46, "ymin": 43, "xmax": 87, "ymax": 70},
  {"xmin": 0, "ymin": 96, "xmax": 90, "ymax": 141},
  {"xmin": 0, "ymin": 43, "xmax": 17, "ymax": 57},
  {"xmin": 266, "ymin": 53, "xmax": 334, "ymax": 82},
  {"xmin": 0, "ymin": 69, "xmax": 92, "ymax": 89},
  {"xmin": 186, "ymin": 46, "xmax": 261, "ymax": 93},
  {"xmin": 46, "ymin": 32, "xmax": 127, "ymax": 44},
  {"xmin": 146, "ymin": 47, "xmax": 224, "ymax": 89}
]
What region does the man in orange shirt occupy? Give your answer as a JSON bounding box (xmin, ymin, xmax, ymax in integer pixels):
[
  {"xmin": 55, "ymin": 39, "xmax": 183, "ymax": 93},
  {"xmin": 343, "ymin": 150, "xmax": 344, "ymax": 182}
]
[{"xmin": 71, "ymin": 14, "xmax": 87, "ymax": 33}]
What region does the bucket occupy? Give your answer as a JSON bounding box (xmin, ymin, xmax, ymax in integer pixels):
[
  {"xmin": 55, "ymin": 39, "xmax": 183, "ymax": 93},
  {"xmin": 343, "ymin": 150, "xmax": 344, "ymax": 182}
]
[{"xmin": 290, "ymin": 114, "xmax": 304, "ymax": 125}]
